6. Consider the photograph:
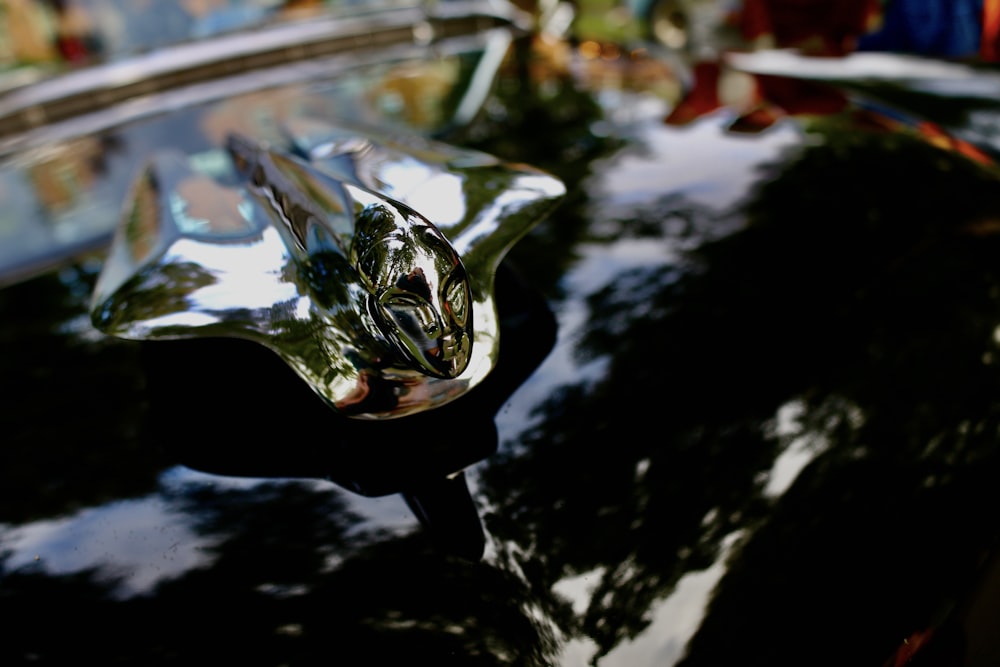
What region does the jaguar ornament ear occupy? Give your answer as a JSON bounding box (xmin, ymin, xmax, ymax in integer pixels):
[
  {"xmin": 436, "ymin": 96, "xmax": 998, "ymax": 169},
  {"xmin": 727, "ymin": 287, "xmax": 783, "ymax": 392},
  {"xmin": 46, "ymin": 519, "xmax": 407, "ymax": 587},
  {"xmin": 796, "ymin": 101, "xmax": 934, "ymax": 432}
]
[{"xmin": 90, "ymin": 124, "xmax": 565, "ymax": 420}]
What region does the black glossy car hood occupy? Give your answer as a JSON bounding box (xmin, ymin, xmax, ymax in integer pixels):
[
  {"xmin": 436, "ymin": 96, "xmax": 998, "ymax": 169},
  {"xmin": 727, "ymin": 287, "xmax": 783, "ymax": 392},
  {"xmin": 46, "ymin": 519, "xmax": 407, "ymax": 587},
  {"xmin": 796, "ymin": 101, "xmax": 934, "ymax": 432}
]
[{"xmin": 5, "ymin": 19, "xmax": 1000, "ymax": 666}]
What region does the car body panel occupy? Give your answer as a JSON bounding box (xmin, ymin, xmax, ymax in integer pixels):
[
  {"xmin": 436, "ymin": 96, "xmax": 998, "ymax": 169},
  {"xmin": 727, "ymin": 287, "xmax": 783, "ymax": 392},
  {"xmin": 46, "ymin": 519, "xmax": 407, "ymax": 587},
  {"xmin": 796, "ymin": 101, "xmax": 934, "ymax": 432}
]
[{"xmin": 4, "ymin": 2, "xmax": 1000, "ymax": 665}]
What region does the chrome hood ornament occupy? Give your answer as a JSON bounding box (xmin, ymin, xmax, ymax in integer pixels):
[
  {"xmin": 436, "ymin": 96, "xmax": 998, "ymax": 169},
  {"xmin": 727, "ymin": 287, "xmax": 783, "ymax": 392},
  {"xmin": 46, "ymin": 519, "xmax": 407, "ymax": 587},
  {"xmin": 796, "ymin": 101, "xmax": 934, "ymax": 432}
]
[
  {"xmin": 228, "ymin": 133, "xmax": 474, "ymax": 380},
  {"xmin": 90, "ymin": 122, "xmax": 564, "ymax": 419}
]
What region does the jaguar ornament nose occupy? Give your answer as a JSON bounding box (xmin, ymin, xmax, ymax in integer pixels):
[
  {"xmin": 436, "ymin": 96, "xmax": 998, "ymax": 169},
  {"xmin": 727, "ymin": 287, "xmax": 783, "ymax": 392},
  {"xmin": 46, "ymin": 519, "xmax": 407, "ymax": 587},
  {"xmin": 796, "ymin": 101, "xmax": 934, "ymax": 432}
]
[{"xmin": 89, "ymin": 122, "xmax": 565, "ymax": 419}]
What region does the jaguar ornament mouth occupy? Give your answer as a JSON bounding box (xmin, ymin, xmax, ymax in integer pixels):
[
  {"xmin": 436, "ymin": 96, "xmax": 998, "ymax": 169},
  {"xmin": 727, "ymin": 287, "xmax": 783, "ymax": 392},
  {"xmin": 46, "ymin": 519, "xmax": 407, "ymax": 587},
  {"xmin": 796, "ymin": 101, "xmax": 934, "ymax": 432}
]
[{"xmin": 89, "ymin": 122, "xmax": 565, "ymax": 419}]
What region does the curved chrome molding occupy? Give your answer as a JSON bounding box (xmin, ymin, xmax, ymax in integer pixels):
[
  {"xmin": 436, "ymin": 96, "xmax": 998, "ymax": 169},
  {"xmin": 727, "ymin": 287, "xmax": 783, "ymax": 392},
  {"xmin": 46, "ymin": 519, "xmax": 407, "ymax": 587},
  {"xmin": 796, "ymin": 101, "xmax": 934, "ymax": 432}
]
[{"xmin": 0, "ymin": 0, "xmax": 527, "ymax": 150}]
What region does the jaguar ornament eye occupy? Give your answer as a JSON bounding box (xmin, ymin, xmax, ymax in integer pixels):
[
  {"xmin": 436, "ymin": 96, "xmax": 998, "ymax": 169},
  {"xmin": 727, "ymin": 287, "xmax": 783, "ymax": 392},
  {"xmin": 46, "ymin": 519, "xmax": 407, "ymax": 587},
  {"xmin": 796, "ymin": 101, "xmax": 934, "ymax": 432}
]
[{"xmin": 89, "ymin": 122, "xmax": 565, "ymax": 419}]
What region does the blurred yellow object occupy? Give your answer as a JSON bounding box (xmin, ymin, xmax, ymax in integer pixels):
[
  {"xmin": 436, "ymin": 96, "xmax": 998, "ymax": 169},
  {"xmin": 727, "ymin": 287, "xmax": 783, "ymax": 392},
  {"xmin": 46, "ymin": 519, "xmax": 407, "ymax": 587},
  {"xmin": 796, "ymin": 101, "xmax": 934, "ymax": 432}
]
[{"xmin": 0, "ymin": 0, "xmax": 59, "ymax": 65}]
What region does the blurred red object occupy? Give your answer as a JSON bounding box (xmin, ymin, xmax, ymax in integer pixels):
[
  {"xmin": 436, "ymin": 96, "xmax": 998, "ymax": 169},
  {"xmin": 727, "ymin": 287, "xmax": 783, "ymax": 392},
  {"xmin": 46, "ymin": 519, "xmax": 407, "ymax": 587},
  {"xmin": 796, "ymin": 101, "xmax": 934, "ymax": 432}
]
[
  {"xmin": 982, "ymin": 0, "xmax": 1000, "ymax": 60},
  {"xmin": 739, "ymin": 0, "xmax": 882, "ymax": 55}
]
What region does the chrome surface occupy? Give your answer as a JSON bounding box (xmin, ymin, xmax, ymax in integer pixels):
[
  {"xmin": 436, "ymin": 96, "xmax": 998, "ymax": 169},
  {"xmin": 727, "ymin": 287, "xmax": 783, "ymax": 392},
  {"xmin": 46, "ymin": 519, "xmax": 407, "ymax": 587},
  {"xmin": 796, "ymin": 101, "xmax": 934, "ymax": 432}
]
[
  {"xmin": 0, "ymin": 13, "xmax": 516, "ymax": 289},
  {"xmin": 0, "ymin": 0, "xmax": 526, "ymax": 142},
  {"xmin": 89, "ymin": 121, "xmax": 564, "ymax": 418}
]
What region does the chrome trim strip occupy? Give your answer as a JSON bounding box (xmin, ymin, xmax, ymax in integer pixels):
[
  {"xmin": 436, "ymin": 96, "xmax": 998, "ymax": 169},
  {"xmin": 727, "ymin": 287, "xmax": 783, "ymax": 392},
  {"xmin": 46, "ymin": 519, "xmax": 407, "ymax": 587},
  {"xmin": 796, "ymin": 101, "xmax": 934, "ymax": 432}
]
[
  {"xmin": 0, "ymin": 29, "xmax": 509, "ymax": 157},
  {"xmin": 0, "ymin": 2, "xmax": 524, "ymax": 143}
]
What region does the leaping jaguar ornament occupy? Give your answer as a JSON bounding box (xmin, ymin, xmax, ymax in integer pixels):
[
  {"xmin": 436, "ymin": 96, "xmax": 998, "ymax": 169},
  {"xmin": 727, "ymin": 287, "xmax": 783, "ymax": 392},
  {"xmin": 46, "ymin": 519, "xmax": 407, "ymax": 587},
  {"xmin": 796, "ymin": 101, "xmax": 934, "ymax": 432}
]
[{"xmin": 90, "ymin": 121, "xmax": 565, "ymax": 419}]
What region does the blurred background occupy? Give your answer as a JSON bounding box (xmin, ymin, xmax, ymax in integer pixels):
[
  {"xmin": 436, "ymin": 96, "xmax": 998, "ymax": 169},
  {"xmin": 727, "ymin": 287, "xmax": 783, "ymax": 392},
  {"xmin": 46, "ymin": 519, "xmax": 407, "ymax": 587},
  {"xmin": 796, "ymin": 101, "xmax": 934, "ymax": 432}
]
[{"xmin": 3, "ymin": 0, "xmax": 999, "ymax": 72}]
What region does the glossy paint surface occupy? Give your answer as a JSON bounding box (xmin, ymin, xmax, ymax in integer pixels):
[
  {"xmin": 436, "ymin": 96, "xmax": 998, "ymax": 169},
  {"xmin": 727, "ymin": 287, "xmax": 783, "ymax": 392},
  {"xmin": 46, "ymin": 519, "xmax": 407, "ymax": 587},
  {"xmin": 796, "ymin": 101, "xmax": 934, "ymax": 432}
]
[{"xmin": 6, "ymin": 10, "xmax": 1000, "ymax": 667}]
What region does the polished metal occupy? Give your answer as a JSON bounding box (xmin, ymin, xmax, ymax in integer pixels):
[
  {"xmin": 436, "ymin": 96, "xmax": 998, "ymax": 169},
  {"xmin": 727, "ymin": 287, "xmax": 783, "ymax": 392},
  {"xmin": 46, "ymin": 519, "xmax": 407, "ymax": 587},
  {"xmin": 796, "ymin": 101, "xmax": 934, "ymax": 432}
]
[
  {"xmin": 0, "ymin": 0, "xmax": 527, "ymax": 145},
  {"xmin": 0, "ymin": 26, "xmax": 516, "ymax": 288},
  {"xmin": 90, "ymin": 121, "xmax": 565, "ymax": 419}
]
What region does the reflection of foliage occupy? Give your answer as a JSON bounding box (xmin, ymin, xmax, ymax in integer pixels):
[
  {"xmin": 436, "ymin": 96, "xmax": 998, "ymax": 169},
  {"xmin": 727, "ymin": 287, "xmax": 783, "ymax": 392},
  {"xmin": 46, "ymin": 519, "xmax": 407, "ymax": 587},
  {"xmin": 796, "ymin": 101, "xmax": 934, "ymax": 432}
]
[
  {"xmin": 450, "ymin": 35, "xmax": 624, "ymax": 299},
  {"xmin": 93, "ymin": 260, "xmax": 217, "ymax": 334},
  {"xmin": 590, "ymin": 190, "xmax": 717, "ymax": 243},
  {"xmin": 457, "ymin": 165, "xmax": 571, "ymax": 287},
  {"xmin": 1, "ymin": 478, "xmax": 562, "ymax": 665},
  {"xmin": 675, "ymin": 120, "xmax": 1000, "ymax": 667},
  {"xmin": 301, "ymin": 249, "xmax": 357, "ymax": 311},
  {"xmin": 0, "ymin": 268, "xmax": 156, "ymax": 524},
  {"xmin": 480, "ymin": 118, "xmax": 1000, "ymax": 663},
  {"xmin": 277, "ymin": 250, "xmax": 390, "ymax": 386}
]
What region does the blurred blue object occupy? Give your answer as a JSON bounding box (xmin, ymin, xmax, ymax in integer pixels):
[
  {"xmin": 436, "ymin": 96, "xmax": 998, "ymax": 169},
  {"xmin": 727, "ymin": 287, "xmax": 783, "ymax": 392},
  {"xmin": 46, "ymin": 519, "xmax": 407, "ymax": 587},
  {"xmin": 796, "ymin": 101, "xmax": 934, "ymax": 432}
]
[{"xmin": 858, "ymin": 0, "xmax": 983, "ymax": 58}]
